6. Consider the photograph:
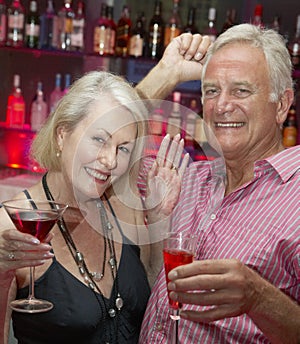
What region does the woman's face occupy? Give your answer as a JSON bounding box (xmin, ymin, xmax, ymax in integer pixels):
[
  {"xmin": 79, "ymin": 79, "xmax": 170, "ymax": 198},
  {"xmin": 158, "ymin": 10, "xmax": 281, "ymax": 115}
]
[{"xmin": 57, "ymin": 99, "xmax": 137, "ymax": 200}]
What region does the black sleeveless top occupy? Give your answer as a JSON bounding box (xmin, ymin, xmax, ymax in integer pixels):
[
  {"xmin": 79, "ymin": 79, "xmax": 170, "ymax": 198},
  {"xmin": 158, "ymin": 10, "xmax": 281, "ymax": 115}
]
[{"xmin": 12, "ymin": 192, "xmax": 151, "ymax": 344}]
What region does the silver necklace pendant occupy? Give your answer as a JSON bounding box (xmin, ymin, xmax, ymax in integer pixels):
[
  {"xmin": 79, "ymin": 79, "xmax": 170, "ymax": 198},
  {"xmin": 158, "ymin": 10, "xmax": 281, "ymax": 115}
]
[
  {"xmin": 90, "ymin": 271, "xmax": 104, "ymax": 281},
  {"xmin": 108, "ymin": 308, "xmax": 116, "ymax": 318},
  {"xmin": 115, "ymin": 294, "xmax": 123, "ymax": 311}
]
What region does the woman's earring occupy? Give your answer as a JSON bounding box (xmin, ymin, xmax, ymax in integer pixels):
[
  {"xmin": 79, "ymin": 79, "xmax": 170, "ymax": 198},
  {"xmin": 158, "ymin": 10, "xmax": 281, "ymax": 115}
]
[{"xmin": 56, "ymin": 151, "xmax": 61, "ymax": 157}]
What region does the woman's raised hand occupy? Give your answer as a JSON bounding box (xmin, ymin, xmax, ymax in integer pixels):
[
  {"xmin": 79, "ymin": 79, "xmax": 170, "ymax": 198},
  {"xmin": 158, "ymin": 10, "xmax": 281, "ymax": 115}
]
[{"xmin": 145, "ymin": 134, "xmax": 189, "ymax": 222}]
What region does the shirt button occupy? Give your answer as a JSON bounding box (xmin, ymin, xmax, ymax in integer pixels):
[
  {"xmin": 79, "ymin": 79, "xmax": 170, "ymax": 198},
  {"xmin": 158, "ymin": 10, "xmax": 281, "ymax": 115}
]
[
  {"xmin": 156, "ymin": 323, "xmax": 163, "ymax": 331},
  {"xmin": 210, "ymin": 213, "xmax": 217, "ymax": 220}
]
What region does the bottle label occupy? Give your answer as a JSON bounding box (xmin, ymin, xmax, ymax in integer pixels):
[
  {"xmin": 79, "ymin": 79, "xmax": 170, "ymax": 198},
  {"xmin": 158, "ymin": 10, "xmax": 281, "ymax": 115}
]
[
  {"xmin": 94, "ymin": 26, "xmax": 106, "ymax": 54},
  {"xmin": 71, "ymin": 18, "xmax": 84, "ymax": 48},
  {"xmin": 164, "ymin": 26, "xmax": 181, "ymax": 47},
  {"xmin": 0, "ymin": 13, "xmax": 7, "ymax": 42},
  {"xmin": 26, "ymin": 23, "xmax": 40, "ymax": 37},
  {"xmin": 8, "ymin": 14, "xmax": 24, "ymax": 29},
  {"xmin": 129, "ymin": 34, "xmax": 143, "ymax": 57}
]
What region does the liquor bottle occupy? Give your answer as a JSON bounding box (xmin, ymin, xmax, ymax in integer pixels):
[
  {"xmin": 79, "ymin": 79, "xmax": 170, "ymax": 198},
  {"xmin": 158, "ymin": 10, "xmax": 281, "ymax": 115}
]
[
  {"xmin": 115, "ymin": 5, "xmax": 131, "ymax": 57},
  {"xmin": 149, "ymin": 106, "xmax": 164, "ymax": 136},
  {"xmin": 57, "ymin": 0, "xmax": 74, "ymax": 51},
  {"xmin": 147, "ymin": 1, "xmax": 164, "ymax": 59},
  {"xmin": 63, "ymin": 73, "xmax": 71, "ymax": 94},
  {"xmin": 71, "ymin": 0, "xmax": 85, "ymax": 52},
  {"xmin": 184, "ymin": 98, "xmax": 198, "ymax": 144},
  {"xmin": 6, "ymin": 74, "xmax": 26, "ymax": 128},
  {"xmin": 25, "ymin": 0, "xmax": 40, "ymax": 49},
  {"xmin": 6, "ymin": 0, "xmax": 25, "ymax": 47},
  {"xmin": 0, "ymin": 0, "xmax": 7, "ymax": 46},
  {"xmin": 221, "ymin": 8, "xmax": 237, "ymax": 33},
  {"xmin": 93, "ymin": 2, "xmax": 109, "ymax": 55},
  {"xmin": 166, "ymin": 91, "xmax": 182, "ymax": 138},
  {"xmin": 164, "ymin": 0, "xmax": 182, "ymax": 47},
  {"xmin": 30, "ymin": 81, "xmax": 48, "ymax": 132},
  {"xmin": 288, "ymin": 15, "xmax": 300, "ymax": 68},
  {"xmin": 129, "ymin": 12, "xmax": 146, "ymax": 58},
  {"xmin": 39, "ymin": 0, "xmax": 58, "ymax": 50},
  {"xmin": 270, "ymin": 15, "xmax": 280, "ymax": 33},
  {"xmin": 252, "ymin": 4, "xmax": 264, "ymax": 28},
  {"xmin": 203, "ymin": 7, "xmax": 217, "ymax": 43},
  {"xmin": 49, "ymin": 73, "xmax": 63, "ymax": 113},
  {"xmin": 105, "ymin": 4, "xmax": 116, "ymax": 56},
  {"xmin": 183, "ymin": 7, "xmax": 198, "ymax": 34},
  {"xmin": 282, "ymin": 103, "xmax": 298, "ymax": 147}
]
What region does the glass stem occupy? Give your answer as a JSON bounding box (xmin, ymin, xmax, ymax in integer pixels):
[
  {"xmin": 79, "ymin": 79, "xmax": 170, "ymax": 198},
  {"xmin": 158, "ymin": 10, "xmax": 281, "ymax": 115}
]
[
  {"xmin": 28, "ymin": 266, "xmax": 35, "ymax": 300},
  {"xmin": 170, "ymin": 308, "xmax": 180, "ymax": 344}
]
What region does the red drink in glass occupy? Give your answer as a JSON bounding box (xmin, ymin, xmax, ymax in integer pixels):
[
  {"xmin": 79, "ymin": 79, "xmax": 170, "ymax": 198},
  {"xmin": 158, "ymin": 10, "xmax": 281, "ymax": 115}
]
[{"xmin": 163, "ymin": 248, "xmax": 194, "ymax": 309}]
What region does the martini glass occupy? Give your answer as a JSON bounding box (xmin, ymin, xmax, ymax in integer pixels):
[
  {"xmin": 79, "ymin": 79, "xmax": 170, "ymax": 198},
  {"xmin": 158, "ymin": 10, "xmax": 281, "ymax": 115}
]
[
  {"xmin": 163, "ymin": 232, "xmax": 197, "ymax": 344},
  {"xmin": 2, "ymin": 199, "xmax": 68, "ymax": 313}
]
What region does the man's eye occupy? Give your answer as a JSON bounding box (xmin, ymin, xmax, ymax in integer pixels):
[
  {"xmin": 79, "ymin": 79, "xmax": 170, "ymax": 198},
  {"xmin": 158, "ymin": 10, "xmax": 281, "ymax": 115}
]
[
  {"xmin": 235, "ymin": 89, "xmax": 251, "ymax": 97},
  {"xmin": 204, "ymin": 89, "xmax": 218, "ymax": 98}
]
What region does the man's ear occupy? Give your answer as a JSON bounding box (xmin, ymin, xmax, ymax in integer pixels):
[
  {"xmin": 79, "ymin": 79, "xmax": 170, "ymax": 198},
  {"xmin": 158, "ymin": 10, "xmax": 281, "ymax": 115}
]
[{"xmin": 276, "ymin": 88, "xmax": 294, "ymax": 125}]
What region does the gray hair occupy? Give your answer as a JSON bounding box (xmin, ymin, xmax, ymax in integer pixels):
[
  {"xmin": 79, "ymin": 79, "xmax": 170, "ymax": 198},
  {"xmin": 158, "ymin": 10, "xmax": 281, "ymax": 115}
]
[
  {"xmin": 31, "ymin": 71, "xmax": 148, "ymax": 172},
  {"xmin": 201, "ymin": 23, "xmax": 293, "ymax": 102}
]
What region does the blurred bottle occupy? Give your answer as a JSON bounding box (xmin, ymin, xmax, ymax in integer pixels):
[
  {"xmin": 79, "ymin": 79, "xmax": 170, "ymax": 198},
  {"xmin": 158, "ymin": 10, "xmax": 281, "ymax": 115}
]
[
  {"xmin": 147, "ymin": 1, "xmax": 164, "ymax": 59},
  {"xmin": 183, "ymin": 7, "xmax": 198, "ymax": 34},
  {"xmin": 269, "ymin": 15, "xmax": 280, "ymax": 33},
  {"xmin": 115, "ymin": 5, "xmax": 131, "ymax": 57},
  {"xmin": 166, "ymin": 91, "xmax": 182, "ymax": 138},
  {"xmin": 39, "ymin": 0, "xmax": 58, "ymax": 49},
  {"xmin": 6, "ymin": 0, "xmax": 25, "ymax": 47},
  {"xmin": 105, "ymin": 3, "xmax": 116, "ymax": 56},
  {"xmin": 49, "ymin": 73, "xmax": 63, "ymax": 113},
  {"xmin": 129, "ymin": 12, "xmax": 146, "ymax": 58},
  {"xmin": 31, "ymin": 81, "xmax": 48, "ymax": 132},
  {"xmin": 252, "ymin": 4, "xmax": 264, "ymax": 28},
  {"xmin": 6, "ymin": 74, "xmax": 26, "ymax": 128},
  {"xmin": 0, "ymin": 0, "xmax": 7, "ymax": 46},
  {"xmin": 93, "ymin": 2, "xmax": 109, "ymax": 55},
  {"xmin": 164, "ymin": 0, "xmax": 182, "ymax": 47},
  {"xmin": 149, "ymin": 107, "xmax": 164, "ymax": 136},
  {"xmin": 221, "ymin": 8, "xmax": 237, "ymax": 33},
  {"xmin": 203, "ymin": 7, "xmax": 217, "ymax": 42},
  {"xmin": 57, "ymin": 0, "xmax": 74, "ymax": 51},
  {"xmin": 63, "ymin": 73, "xmax": 71, "ymax": 94},
  {"xmin": 184, "ymin": 98, "xmax": 198, "ymax": 144},
  {"xmin": 288, "ymin": 15, "xmax": 300, "ymax": 68},
  {"xmin": 70, "ymin": 0, "xmax": 84, "ymax": 52},
  {"xmin": 25, "ymin": 0, "xmax": 40, "ymax": 48},
  {"xmin": 282, "ymin": 101, "xmax": 298, "ymax": 147}
]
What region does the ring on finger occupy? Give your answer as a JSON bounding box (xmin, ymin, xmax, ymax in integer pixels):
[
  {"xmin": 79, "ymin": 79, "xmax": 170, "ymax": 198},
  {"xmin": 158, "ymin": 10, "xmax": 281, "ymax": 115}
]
[
  {"xmin": 171, "ymin": 166, "xmax": 178, "ymax": 172},
  {"xmin": 7, "ymin": 252, "xmax": 16, "ymax": 260}
]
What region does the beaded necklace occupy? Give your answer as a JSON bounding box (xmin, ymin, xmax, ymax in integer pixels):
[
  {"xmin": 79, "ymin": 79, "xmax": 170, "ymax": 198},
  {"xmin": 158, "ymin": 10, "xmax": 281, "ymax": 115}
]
[{"xmin": 42, "ymin": 173, "xmax": 123, "ymax": 342}]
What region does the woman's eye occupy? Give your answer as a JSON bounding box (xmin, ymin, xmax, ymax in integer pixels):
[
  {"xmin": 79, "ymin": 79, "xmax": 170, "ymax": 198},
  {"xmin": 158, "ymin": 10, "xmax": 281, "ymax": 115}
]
[
  {"xmin": 92, "ymin": 136, "xmax": 106, "ymax": 144},
  {"xmin": 118, "ymin": 145, "xmax": 130, "ymax": 154}
]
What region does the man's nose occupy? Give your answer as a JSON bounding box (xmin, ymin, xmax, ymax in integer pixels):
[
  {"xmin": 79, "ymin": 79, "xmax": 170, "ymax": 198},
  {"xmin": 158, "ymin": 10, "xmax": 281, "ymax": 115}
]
[{"xmin": 215, "ymin": 92, "xmax": 235, "ymax": 115}]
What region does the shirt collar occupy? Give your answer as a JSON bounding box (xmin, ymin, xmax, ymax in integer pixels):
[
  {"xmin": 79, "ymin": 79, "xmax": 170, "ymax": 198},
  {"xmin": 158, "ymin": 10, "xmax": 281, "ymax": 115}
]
[{"xmin": 255, "ymin": 145, "xmax": 300, "ymax": 183}]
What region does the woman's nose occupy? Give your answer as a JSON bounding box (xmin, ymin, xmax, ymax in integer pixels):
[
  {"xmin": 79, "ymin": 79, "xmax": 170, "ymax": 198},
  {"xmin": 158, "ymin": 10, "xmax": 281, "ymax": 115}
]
[{"xmin": 98, "ymin": 145, "xmax": 117, "ymax": 170}]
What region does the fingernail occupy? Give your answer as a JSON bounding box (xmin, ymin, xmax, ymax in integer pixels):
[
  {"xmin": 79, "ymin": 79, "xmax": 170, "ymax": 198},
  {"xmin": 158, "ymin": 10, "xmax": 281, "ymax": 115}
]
[
  {"xmin": 43, "ymin": 252, "xmax": 54, "ymax": 258},
  {"xmin": 31, "ymin": 238, "xmax": 40, "ymax": 244},
  {"xmin": 168, "ymin": 270, "xmax": 178, "ymax": 279},
  {"xmin": 168, "ymin": 282, "xmax": 176, "ymax": 291},
  {"xmin": 195, "ymin": 52, "xmax": 203, "ymax": 60}
]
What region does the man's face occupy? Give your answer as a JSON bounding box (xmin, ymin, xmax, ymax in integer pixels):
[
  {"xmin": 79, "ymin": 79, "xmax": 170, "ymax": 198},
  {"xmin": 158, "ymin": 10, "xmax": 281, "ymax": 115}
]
[{"xmin": 202, "ymin": 43, "xmax": 283, "ymax": 162}]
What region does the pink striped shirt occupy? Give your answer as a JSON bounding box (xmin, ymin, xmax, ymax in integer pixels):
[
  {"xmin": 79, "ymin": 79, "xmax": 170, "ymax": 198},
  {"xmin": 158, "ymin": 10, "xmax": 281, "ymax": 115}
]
[{"xmin": 139, "ymin": 145, "xmax": 300, "ymax": 344}]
